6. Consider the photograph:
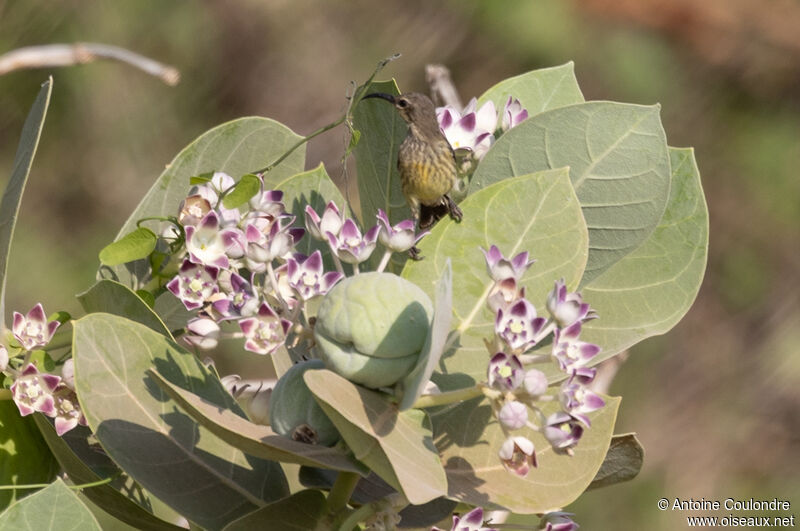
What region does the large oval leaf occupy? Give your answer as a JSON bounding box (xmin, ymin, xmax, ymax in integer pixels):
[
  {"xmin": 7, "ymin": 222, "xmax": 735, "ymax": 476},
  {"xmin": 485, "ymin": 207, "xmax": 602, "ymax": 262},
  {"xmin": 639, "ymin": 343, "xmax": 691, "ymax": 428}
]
[
  {"xmin": 304, "ymin": 369, "xmax": 448, "ymax": 505},
  {"xmin": 222, "ymin": 490, "xmax": 328, "ymax": 531},
  {"xmin": 105, "ymin": 117, "xmax": 305, "ymax": 288},
  {"xmin": 580, "ymin": 147, "xmax": 708, "ymax": 360},
  {"xmin": 72, "ymin": 313, "xmax": 288, "ymax": 530},
  {"xmin": 0, "ymin": 77, "xmax": 51, "ymax": 327},
  {"xmin": 403, "ymin": 169, "xmax": 588, "ymax": 388},
  {"xmin": 0, "ymin": 402, "xmax": 58, "ymax": 511},
  {"xmin": 352, "ymin": 80, "xmax": 409, "ymax": 227},
  {"xmin": 0, "ymin": 478, "xmax": 101, "ymax": 531},
  {"xmin": 433, "ymin": 395, "xmax": 619, "ymax": 512},
  {"xmin": 33, "ymin": 417, "xmax": 185, "ymax": 531},
  {"xmin": 477, "ymin": 62, "xmax": 584, "ymax": 116},
  {"xmin": 77, "ymin": 279, "xmax": 171, "ymax": 336},
  {"xmin": 471, "ymin": 102, "xmax": 671, "ymax": 285},
  {"xmin": 148, "ymin": 369, "xmax": 366, "ymax": 474}
]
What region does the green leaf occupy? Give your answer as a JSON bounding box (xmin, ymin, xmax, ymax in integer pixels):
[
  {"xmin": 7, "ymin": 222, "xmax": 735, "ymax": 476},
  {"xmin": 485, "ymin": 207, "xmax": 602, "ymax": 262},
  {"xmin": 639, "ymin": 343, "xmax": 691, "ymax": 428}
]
[
  {"xmin": 98, "ymin": 227, "xmax": 157, "ymax": 266},
  {"xmin": 77, "ymin": 279, "xmax": 171, "ymax": 336},
  {"xmin": 0, "ymin": 78, "xmax": 52, "ymax": 329},
  {"xmin": 262, "ymin": 163, "xmax": 346, "ymax": 267},
  {"xmin": 352, "ymin": 80, "xmax": 409, "ymax": 227},
  {"xmin": 222, "ymin": 173, "xmax": 261, "ymax": 209},
  {"xmin": 580, "ymin": 148, "xmax": 709, "ymax": 360},
  {"xmin": 398, "ymin": 260, "xmax": 452, "ymax": 410},
  {"xmin": 72, "ymin": 313, "xmax": 288, "ymax": 530},
  {"xmin": 153, "ymin": 292, "xmax": 195, "ymax": 333},
  {"xmin": 588, "ymin": 433, "xmax": 644, "ymax": 490},
  {"xmin": 304, "ymin": 369, "xmax": 448, "ymax": 505},
  {"xmin": 0, "ymin": 402, "xmax": 58, "ymax": 511},
  {"xmin": 433, "ymin": 395, "xmax": 620, "ymax": 512},
  {"xmin": 33, "ymin": 417, "xmax": 186, "ymax": 531},
  {"xmin": 222, "ymin": 490, "xmax": 328, "ymax": 531},
  {"xmin": 403, "ymin": 169, "xmax": 588, "ymax": 388},
  {"xmin": 105, "ymin": 117, "xmax": 305, "ymax": 287},
  {"xmin": 0, "ymin": 478, "xmax": 101, "ymax": 531},
  {"xmin": 471, "ymin": 102, "xmax": 671, "ymax": 285},
  {"xmin": 477, "ymin": 61, "xmax": 584, "ymax": 116},
  {"xmin": 147, "ymin": 369, "xmax": 366, "ymax": 474}
]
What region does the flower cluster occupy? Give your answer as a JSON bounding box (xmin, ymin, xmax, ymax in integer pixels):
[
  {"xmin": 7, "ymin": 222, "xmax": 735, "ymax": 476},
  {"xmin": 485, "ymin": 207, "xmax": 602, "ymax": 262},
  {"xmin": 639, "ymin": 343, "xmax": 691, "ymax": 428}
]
[
  {"xmin": 167, "ymin": 173, "xmax": 426, "ymax": 356},
  {"xmin": 2, "ymin": 304, "xmax": 87, "ymax": 436},
  {"xmin": 436, "ymin": 96, "xmax": 528, "ymax": 166},
  {"xmin": 480, "ymin": 245, "xmax": 602, "ymax": 476}
]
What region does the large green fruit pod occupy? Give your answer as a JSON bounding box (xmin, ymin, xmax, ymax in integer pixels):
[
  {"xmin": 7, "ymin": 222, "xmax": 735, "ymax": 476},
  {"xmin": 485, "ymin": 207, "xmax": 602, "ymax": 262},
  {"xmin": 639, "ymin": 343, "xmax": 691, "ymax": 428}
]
[
  {"xmin": 269, "ymin": 359, "xmax": 341, "ymax": 446},
  {"xmin": 314, "ymin": 272, "xmax": 433, "ymax": 388}
]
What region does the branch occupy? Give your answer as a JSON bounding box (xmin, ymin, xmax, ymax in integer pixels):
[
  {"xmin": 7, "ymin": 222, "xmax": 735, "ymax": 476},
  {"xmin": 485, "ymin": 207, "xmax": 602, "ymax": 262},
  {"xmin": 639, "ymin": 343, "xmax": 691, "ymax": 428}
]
[
  {"xmin": 0, "ymin": 43, "xmax": 180, "ymax": 85},
  {"xmin": 426, "ymin": 63, "xmax": 462, "ymax": 110},
  {"xmin": 589, "ymin": 350, "xmax": 630, "ymax": 395}
]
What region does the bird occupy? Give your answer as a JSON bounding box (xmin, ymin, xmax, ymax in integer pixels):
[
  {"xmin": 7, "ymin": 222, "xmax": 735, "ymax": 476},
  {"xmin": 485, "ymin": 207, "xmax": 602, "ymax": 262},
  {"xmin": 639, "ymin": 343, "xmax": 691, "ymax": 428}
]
[{"xmin": 362, "ymin": 92, "xmax": 463, "ymax": 240}]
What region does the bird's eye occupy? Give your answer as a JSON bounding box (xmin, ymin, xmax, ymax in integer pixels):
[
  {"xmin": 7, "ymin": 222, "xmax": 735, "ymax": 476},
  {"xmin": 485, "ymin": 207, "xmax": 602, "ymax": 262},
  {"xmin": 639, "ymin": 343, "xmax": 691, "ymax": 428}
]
[{"xmin": 397, "ymin": 99, "xmax": 409, "ymax": 108}]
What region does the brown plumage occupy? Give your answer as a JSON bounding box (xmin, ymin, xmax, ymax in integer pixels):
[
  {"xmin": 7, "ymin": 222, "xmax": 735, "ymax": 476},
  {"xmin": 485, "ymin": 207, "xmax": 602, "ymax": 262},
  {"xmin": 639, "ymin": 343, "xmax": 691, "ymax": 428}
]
[{"xmin": 363, "ymin": 92, "xmax": 463, "ymax": 232}]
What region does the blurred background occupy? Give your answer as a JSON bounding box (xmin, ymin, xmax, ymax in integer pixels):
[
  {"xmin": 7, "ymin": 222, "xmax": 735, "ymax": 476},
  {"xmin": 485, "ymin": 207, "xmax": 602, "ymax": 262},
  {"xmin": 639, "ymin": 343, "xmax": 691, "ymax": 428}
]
[{"xmin": 1, "ymin": 1, "xmax": 798, "ymax": 529}]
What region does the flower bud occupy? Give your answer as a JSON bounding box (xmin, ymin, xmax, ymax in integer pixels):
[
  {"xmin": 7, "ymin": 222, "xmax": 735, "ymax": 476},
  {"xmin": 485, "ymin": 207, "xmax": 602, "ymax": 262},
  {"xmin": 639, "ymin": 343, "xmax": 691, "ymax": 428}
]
[{"xmin": 314, "ymin": 272, "xmax": 433, "ymax": 388}]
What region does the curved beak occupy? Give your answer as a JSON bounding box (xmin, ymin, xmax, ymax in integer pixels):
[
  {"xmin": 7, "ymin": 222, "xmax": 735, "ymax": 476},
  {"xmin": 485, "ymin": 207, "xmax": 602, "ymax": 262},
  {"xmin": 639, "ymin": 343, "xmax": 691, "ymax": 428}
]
[{"xmin": 363, "ymin": 92, "xmax": 396, "ymax": 104}]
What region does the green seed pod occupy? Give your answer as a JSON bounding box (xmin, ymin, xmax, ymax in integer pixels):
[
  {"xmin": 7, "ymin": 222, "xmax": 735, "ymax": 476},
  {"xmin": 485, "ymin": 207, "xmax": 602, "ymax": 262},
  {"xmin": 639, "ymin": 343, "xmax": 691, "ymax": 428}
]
[
  {"xmin": 314, "ymin": 272, "xmax": 433, "ymax": 388},
  {"xmin": 269, "ymin": 359, "xmax": 340, "ymax": 446}
]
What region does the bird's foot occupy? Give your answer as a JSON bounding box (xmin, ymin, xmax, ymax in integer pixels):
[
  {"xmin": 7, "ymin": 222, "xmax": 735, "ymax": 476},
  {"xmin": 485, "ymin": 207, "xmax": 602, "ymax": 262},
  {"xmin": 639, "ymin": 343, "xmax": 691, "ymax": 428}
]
[
  {"xmin": 445, "ymin": 195, "xmax": 463, "ymax": 222},
  {"xmin": 408, "ymin": 245, "xmax": 423, "ymax": 261}
]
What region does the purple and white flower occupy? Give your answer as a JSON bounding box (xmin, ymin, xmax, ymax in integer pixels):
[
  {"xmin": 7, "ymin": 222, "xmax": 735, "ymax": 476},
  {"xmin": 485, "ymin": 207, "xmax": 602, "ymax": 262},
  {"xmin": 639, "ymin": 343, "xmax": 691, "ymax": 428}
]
[
  {"xmin": 52, "ymin": 385, "xmax": 88, "ymax": 436},
  {"xmin": 305, "ymin": 201, "xmax": 345, "ymax": 241},
  {"xmin": 487, "ymin": 352, "xmax": 524, "ymax": 391},
  {"xmin": 487, "ymin": 277, "xmax": 525, "ymax": 313},
  {"xmin": 544, "ymin": 412, "xmax": 584, "ymax": 451},
  {"xmin": 442, "ymin": 507, "xmax": 496, "ymax": 531},
  {"xmin": 286, "ymin": 251, "xmax": 343, "ymax": 301},
  {"xmin": 559, "ymin": 380, "xmax": 605, "ymax": 427},
  {"xmin": 498, "ymin": 435, "xmax": 537, "ymax": 477},
  {"xmin": 539, "ymin": 512, "xmax": 579, "ymax": 531},
  {"xmin": 481, "ymin": 245, "xmax": 535, "ymax": 282},
  {"xmin": 167, "ymin": 260, "xmax": 220, "ymax": 311},
  {"xmin": 375, "ymin": 209, "xmax": 427, "ymax": 253},
  {"xmin": 10, "ymin": 363, "xmax": 60, "ymax": 417},
  {"xmin": 183, "ymin": 316, "xmax": 221, "ymax": 350},
  {"xmin": 12, "ymin": 303, "xmax": 60, "ymax": 351},
  {"xmin": 437, "ymin": 98, "xmax": 497, "ymax": 159},
  {"xmin": 327, "ymin": 219, "xmax": 379, "ymax": 264},
  {"xmin": 523, "ymin": 368, "xmax": 548, "ymax": 397},
  {"xmin": 495, "ymin": 298, "xmax": 546, "ymax": 352},
  {"xmin": 501, "ymin": 96, "xmax": 528, "ymax": 132},
  {"xmin": 0, "ymin": 345, "xmax": 8, "ymax": 372},
  {"xmin": 238, "ymin": 302, "xmax": 291, "ymax": 355},
  {"xmin": 244, "ymin": 217, "xmax": 304, "ymax": 269},
  {"xmin": 546, "ymin": 279, "xmax": 595, "ymax": 328},
  {"xmin": 212, "ymin": 272, "xmax": 260, "ymax": 318},
  {"xmin": 551, "ymin": 322, "xmax": 601, "ymax": 375},
  {"xmin": 185, "ymin": 211, "xmax": 231, "ymax": 268}
]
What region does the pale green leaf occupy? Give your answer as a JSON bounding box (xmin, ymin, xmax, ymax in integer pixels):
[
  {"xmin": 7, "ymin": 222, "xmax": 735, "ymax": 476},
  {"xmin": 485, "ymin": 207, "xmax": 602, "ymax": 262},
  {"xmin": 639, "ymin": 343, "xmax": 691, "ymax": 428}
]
[
  {"xmin": 222, "ymin": 490, "xmax": 327, "ymax": 531},
  {"xmin": 352, "ymin": 80, "xmax": 409, "ymax": 227},
  {"xmin": 471, "ymin": 102, "xmax": 671, "ymax": 285},
  {"xmin": 0, "ymin": 402, "xmax": 58, "ymax": 511},
  {"xmin": 98, "ymin": 227, "xmax": 157, "ymax": 266},
  {"xmin": 0, "ymin": 478, "xmax": 101, "ymax": 531},
  {"xmin": 477, "ymin": 61, "xmax": 584, "ymax": 116},
  {"xmin": 588, "ymin": 433, "xmax": 644, "ymax": 490},
  {"xmin": 433, "ymin": 396, "xmax": 620, "ymax": 512},
  {"xmin": 105, "ymin": 117, "xmax": 305, "ymax": 288},
  {"xmin": 304, "ymin": 369, "xmax": 448, "ymax": 505},
  {"xmin": 77, "ymin": 279, "xmax": 171, "ymax": 336},
  {"xmin": 148, "ymin": 369, "xmax": 366, "ymax": 474},
  {"xmin": 580, "ymin": 148, "xmax": 708, "ymax": 360},
  {"xmin": 0, "ymin": 78, "xmax": 52, "ymax": 329},
  {"xmin": 33, "ymin": 417, "xmax": 185, "ymax": 531},
  {"xmin": 403, "ymin": 169, "xmax": 588, "ymax": 388},
  {"xmin": 72, "ymin": 313, "xmax": 288, "ymax": 530},
  {"xmin": 222, "ymin": 173, "xmax": 261, "ymax": 209},
  {"xmin": 398, "ymin": 260, "xmax": 452, "ymax": 410}
]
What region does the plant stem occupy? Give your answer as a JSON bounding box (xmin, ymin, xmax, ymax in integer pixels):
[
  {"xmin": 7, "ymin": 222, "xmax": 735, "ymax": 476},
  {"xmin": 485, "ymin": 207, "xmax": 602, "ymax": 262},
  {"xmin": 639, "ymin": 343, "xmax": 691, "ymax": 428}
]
[
  {"xmin": 325, "ymin": 471, "xmax": 360, "ymax": 514},
  {"xmin": 376, "ymin": 249, "xmax": 392, "ymax": 273},
  {"xmin": 411, "ymin": 385, "xmax": 485, "ymax": 409}
]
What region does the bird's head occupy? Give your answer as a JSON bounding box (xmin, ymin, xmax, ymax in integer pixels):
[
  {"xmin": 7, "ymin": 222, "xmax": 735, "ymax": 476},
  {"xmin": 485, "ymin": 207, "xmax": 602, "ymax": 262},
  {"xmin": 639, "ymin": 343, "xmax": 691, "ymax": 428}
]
[{"xmin": 362, "ymin": 92, "xmax": 438, "ymax": 129}]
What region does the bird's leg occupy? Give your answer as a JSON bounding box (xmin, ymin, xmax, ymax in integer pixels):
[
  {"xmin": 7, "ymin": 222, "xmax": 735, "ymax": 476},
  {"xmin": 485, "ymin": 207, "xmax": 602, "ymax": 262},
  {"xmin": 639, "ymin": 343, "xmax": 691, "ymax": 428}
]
[
  {"xmin": 408, "ymin": 245, "xmax": 423, "ymax": 260},
  {"xmin": 444, "ymin": 194, "xmax": 462, "ymax": 222}
]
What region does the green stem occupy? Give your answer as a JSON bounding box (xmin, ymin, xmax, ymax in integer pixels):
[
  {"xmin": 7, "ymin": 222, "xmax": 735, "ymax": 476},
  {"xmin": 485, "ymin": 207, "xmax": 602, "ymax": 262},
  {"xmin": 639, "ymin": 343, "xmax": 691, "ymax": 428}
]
[
  {"xmin": 0, "ymin": 474, "xmax": 118, "ymax": 491},
  {"xmin": 336, "ymin": 493, "xmax": 407, "ymax": 531},
  {"xmin": 411, "ymin": 385, "xmax": 485, "ymax": 409},
  {"xmin": 326, "ymin": 471, "xmax": 360, "ymax": 514}
]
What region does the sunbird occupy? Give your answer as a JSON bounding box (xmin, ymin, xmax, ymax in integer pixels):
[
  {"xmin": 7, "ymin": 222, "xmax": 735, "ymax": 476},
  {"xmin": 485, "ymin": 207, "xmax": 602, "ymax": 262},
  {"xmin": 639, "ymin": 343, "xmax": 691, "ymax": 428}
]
[{"xmin": 363, "ymin": 92, "xmax": 463, "ymax": 232}]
